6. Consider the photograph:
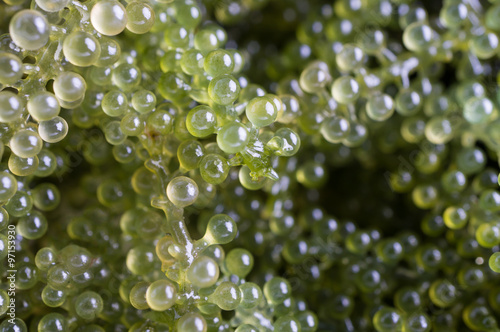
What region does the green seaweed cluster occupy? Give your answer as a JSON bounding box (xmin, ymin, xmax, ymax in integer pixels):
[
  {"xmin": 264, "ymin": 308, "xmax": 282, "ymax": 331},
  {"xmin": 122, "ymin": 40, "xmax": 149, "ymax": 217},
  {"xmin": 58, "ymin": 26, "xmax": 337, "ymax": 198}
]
[{"xmin": 0, "ymin": 0, "xmax": 500, "ymax": 331}]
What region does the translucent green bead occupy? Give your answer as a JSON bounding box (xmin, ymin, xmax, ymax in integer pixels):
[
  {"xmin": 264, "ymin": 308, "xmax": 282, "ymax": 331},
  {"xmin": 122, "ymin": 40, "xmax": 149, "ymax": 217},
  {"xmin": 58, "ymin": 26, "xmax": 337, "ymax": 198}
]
[
  {"xmin": 296, "ymin": 311, "xmax": 318, "ymax": 332},
  {"xmin": 229, "ymin": 49, "xmax": 244, "ymax": 73},
  {"xmin": 476, "ymin": 223, "xmax": 500, "ymax": 248},
  {"xmin": 120, "ymin": 113, "xmax": 145, "ymax": 136},
  {"xmin": 75, "ymin": 291, "xmax": 103, "ymax": 320},
  {"xmin": 204, "ymin": 214, "xmax": 237, "ymax": 244},
  {"xmin": 463, "ymin": 97, "xmax": 495, "ymax": 124},
  {"xmin": 319, "ymin": 116, "xmax": 350, "ymax": 143},
  {"xmin": 479, "ymin": 189, "xmax": 500, "ymax": 212},
  {"xmin": 443, "ymin": 206, "xmax": 468, "ymax": 229},
  {"xmin": 53, "ymin": 72, "xmax": 86, "ymax": 102},
  {"xmin": 35, "ymin": 247, "xmax": 57, "ymax": 271},
  {"xmin": 131, "ymin": 167, "xmax": 157, "ymax": 195},
  {"xmin": 299, "ymin": 61, "xmax": 331, "ymax": 93},
  {"xmin": 0, "ymin": 52, "xmax": 23, "ymax": 85},
  {"xmin": 0, "ymin": 91, "xmax": 24, "ymax": 122},
  {"xmin": 403, "ymin": 312, "xmax": 431, "ymax": 332},
  {"xmin": 42, "ymin": 285, "xmax": 66, "ymax": 307},
  {"xmin": 181, "ymin": 50, "xmax": 204, "ymax": 75},
  {"xmin": 17, "ymin": 211, "xmax": 47, "ymax": 240},
  {"xmin": 5, "ymin": 190, "xmax": 32, "ymax": 217},
  {"xmin": 396, "ymin": 89, "xmax": 422, "ymax": 116},
  {"xmin": 470, "ymin": 32, "xmax": 499, "ymax": 59},
  {"xmin": 47, "ymin": 264, "xmax": 71, "ymax": 290},
  {"xmin": 10, "ymin": 129, "xmax": 42, "ymax": 158},
  {"xmin": 17, "ymin": 266, "xmax": 38, "ymax": 291},
  {"xmin": 373, "ymin": 307, "xmax": 402, "ymax": 332},
  {"xmin": 336, "ymin": 44, "xmax": 365, "ymax": 72},
  {"xmin": 59, "ymin": 244, "xmax": 92, "ymax": 275},
  {"xmin": 102, "ymin": 90, "xmax": 128, "ymax": 117},
  {"xmin": 63, "ymin": 31, "xmax": 101, "ymax": 67},
  {"xmin": 177, "ymin": 313, "xmax": 207, "ymax": 332},
  {"xmin": 331, "ymin": 76, "xmax": 360, "ymax": 104},
  {"xmin": 0, "ymin": 318, "xmax": 27, "ymax": 332},
  {"xmin": 212, "ymin": 281, "xmax": 241, "ymax": 310},
  {"xmin": 104, "ymin": 121, "xmax": 126, "ymax": 145},
  {"xmin": 416, "ymin": 244, "xmax": 442, "ymax": 271},
  {"xmin": 96, "ymin": 37, "xmax": 121, "ymax": 67},
  {"xmin": 375, "ymin": 239, "xmax": 404, "ymax": 264},
  {"xmin": 156, "ymin": 235, "xmax": 175, "ymax": 264},
  {"xmin": 424, "ymin": 116, "xmax": 453, "ymax": 144},
  {"xmin": 177, "ymin": 140, "xmax": 204, "ymax": 171},
  {"xmin": 146, "ymin": 279, "xmax": 177, "ymax": 311},
  {"xmin": 0, "ymin": 234, "xmax": 7, "ymax": 260},
  {"xmin": 0, "ymin": 207, "xmax": 9, "ymax": 230},
  {"xmin": 296, "ymin": 161, "xmax": 327, "ymax": 189},
  {"xmin": 194, "ymin": 29, "xmax": 220, "ymax": 53},
  {"xmin": 208, "ymin": 74, "xmax": 240, "ymax": 105},
  {"xmin": 164, "ymin": 23, "xmax": 189, "ymax": 48},
  {"xmin": 174, "ymin": 0, "xmax": 201, "ymax": 28},
  {"xmin": 0, "ymin": 172, "xmax": 17, "ymax": 202},
  {"xmin": 224, "ymin": 248, "xmax": 253, "ymax": 277},
  {"xmin": 412, "ymin": 184, "xmax": 438, "ymax": 209},
  {"xmin": 112, "ymin": 63, "xmax": 141, "ymax": 91},
  {"xmin": 463, "ymin": 303, "xmax": 498, "ymax": 331},
  {"xmin": 90, "ymin": 0, "xmax": 127, "ymax": 36},
  {"xmin": 457, "ymin": 147, "xmax": 486, "ymax": 175},
  {"xmin": 246, "ymin": 96, "xmax": 278, "ymax": 127},
  {"xmin": 9, "ymin": 10, "xmax": 50, "ymax": 50},
  {"xmin": 457, "ymin": 266, "xmax": 485, "ymax": 289},
  {"xmin": 161, "ymin": 50, "xmax": 185, "ymax": 73},
  {"xmin": 167, "ymin": 176, "xmax": 199, "ymax": 207},
  {"xmin": 356, "ymin": 268, "xmax": 382, "ymax": 293},
  {"xmin": 366, "ymin": 93, "xmax": 395, "ymax": 121},
  {"xmin": 273, "ymin": 316, "xmax": 301, "ymax": 332},
  {"xmin": 39, "ymin": 116, "xmax": 68, "ymax": 143},
  {"xmin": 277, "ymin": 94, "xmax": 301, "ymax": 124},
  {"xmin": 199, "ymin": 154, "xmax": 229, "ymax": 185},
  {"xmin": 440, "ymin": 3, "xmax": 468, "ymax": 29},
  {"xmin": 264, "ymin": 277, "xmax": 291, "ymax": 305},
  {"xmin": 130, "ymin": 281, "xmax": 150, "ymax": 310},
  {"xmin": 216, "ymin": 122, "xmax": 249, "ymax": 154},
  {"xmin": 27, "ymin": 91, "xmax": 60, "ymax": 122},
  {"xmin": 400, "ymin": 116, "xmax": 425, "ymax": 143},
  {"xmin": 457, "ymin": 81, "xmax": 486, "ymax": 105},
  {"xmin": 441, "ymin": 169, "xmax": 467, "ymax": 193},
  {"xmin": 8, "ymin": 154, "xmax": 38, "ymax": 177},
  {"xmin": 187, "ymin": 255, "xmax": 219, "ymax": 288},
  {"xmin": 346, "ymin": 231, "xmax": 372, "ymax": 254},
  {"xmin": 394, "ymin": 287, "xmax": 422, "ymax": 313},
  {"xmin": 38, "ymin": 313, "xmax": 67, "ymax": 332},
  {"xmin": 126, "ymin": 2, "xmax": 155, "ymax": 34},
  {"xmin": 158, "ymin": 72, "xmax": 190, "ymax": 102},
  {"xmin": 358, "ymin": 28, "xmax": 386, "ymax": 53},
  {"xmin": 486, "ymin": 5, "xmax": 500, "ymax": 31},
  {"xmin": 33, "ymin": 183, "xmax": 60, "ymax": 211},
  {"xmin": 402, "ymin": 22, "xmax": 435, "ymax": 52},
  {"xmin": 186, "ymin": 105, "xmax": 218, "ymax": 137},
  {"xmin": 429, "ymin": 279, "xmax": 457, "ymax": 308},
  {"xmin": 204, "ymin": 49, "xmax": 234, "ymax": 77},
  {"xmin": 35, "ymin": 0, "xmax": 69, "ymax": 12},
  {"xmin": 235, "ymin": 325, "xmax": 258, "ymax": 332},
  {"xmin": 239, "ymin": 282, "xmax": 262, "ymax": 309},
  {"xmin": 489, "ymin": 252, "xmax": 500, "ymax": 273},
  {"xmin": 0, "ymin": 289, "xmax": 8, "ymax": 316},
  {"xmin": 131, "ymin": 89, "xmax": 156, "ymax": 114},
  {"xmin": 147, "ymin": 109, "xmax": 173, "ymax": 135},
  {"xmin": 126, "ymin": 245, "xmax": 156, "ymax": 275},
  {"xmin": 239, "ymin": 165, "xmax": 266, "ymax": 190}
]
